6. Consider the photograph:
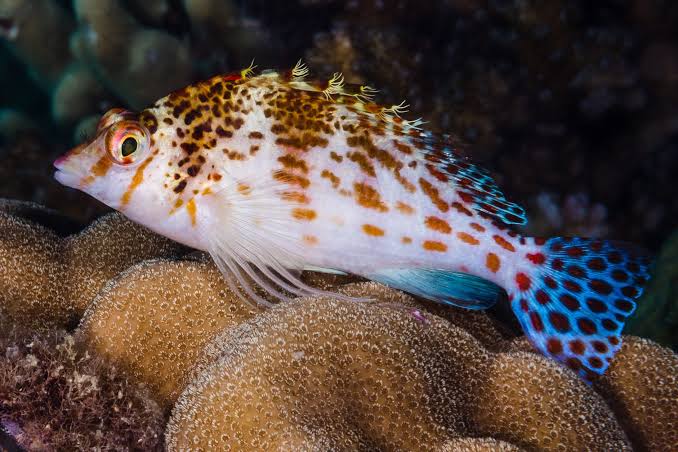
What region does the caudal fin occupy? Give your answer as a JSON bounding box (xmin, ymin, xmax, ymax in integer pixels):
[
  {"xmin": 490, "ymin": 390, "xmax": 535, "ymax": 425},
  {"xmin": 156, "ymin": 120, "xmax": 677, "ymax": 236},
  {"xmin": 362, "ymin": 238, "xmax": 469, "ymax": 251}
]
[{"xmin": 508, "ymin": 237, "xmax": 651, "ymax": 380}]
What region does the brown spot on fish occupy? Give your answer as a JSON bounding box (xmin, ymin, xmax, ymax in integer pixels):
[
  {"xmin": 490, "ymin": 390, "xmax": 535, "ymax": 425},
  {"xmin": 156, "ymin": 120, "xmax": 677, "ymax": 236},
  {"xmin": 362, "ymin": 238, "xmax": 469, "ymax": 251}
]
[
  {"xmin": 278, "ymin": 154, "xmax": 308, "ymax": 173},
  {"xmin": 470, "ymin": 222, "xmax": 486, "ymax": 232},
  {"xmin": 248, "ymin": 131, "xmax": 263, "ymax": 139},
  {"xmin": 396, "ymin": 201, "xmax": 414, "ymax": 215},
  {"xmin": 493, "ymin": 235, "xmax": 515, "ymax": 252},
  {"xmin": 354, "ymin": 182, "xmax": 388, "ymax": 212},
  {"xmin": 419, "ymin": 178, "xmax": 448, "ymax": 212},
  {"xmin": 173, "ymin": 179, "xmax": 187, "ymax": 193},
  {"xmin": 321, "ymin": 169, "xmax": 340, "ymax": 188},
  {"xmin": 281, "ymin": 191, "xmax": 309, "ymax": 204},
  {"xmin": 457, "ymin": 232, "xmax": 479, "ymax": 245},
  {"xmin": 425, "ymin": 216, "xmax": 452, "ymax": 234},
  {"xmin": 362, "ymin": 224, "xmax": 384, "ymax": 236},
  {"xmin": 292, "ymin": 208, "xmax": 317, "ymax": 221},
  {"xmin": 273, "ymin": 170, "xmax": 310, "ymax": 188},
  {"xmin": 423, "ymin": 240, "xmax": 447, "ymax": 252},
  {"xmin": 486, "ymin": 253, "xmax": 500, "ymax": 273}
]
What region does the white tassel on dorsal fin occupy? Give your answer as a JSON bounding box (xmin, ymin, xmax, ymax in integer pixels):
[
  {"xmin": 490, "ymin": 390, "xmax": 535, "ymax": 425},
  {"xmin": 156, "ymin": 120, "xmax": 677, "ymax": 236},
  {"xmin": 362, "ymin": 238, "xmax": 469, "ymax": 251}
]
[
  {"xmin": 291, "ymin": 59, "xmax": 310, "ymax": 81},
  {"xmin": 353, "ymin": 85, "xmax": 379, "ymax": 103},
  {"xmin": 383, "ymin": 100, "xmax": 409, "ymax": 117},
  {"xmin": 404, "ymin": 117, "xmax": 426, "ymax": 131},
  {"xmin": 323, "ymin": 72, "xmax": 345, "ymax": 99},
  {"xmin": 241, "ymin": 59, "xmax": 257, "ymax": 78}
]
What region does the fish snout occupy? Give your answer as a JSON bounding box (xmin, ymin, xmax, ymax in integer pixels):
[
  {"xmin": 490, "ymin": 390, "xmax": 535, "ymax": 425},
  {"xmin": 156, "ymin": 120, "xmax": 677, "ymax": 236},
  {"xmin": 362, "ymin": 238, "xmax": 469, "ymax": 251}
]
[{"xmin": 54, "ymin": 142, "xmax": 87, "ymax": 171}]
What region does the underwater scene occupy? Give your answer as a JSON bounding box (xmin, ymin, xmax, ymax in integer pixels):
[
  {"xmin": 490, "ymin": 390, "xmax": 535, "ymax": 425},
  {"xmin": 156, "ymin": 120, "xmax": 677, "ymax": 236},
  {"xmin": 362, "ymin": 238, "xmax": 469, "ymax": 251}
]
[{"xmin": 0, "ymin": 0, "xmax": 677, "ymax": 450}]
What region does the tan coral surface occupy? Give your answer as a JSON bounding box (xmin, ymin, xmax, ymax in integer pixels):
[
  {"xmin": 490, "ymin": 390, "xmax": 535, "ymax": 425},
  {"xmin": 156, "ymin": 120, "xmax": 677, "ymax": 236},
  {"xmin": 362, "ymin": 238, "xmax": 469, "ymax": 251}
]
[
  {"xmin": 78, "ymin": 257, "xmax": 261, "ymax": 407},
  {"xmin": 166, "ymin": 286, "xmax": 632, "ymax": 452},
  {"xmin": 0, "ymin": 208, "xmax": 184, "ymax": 330}
]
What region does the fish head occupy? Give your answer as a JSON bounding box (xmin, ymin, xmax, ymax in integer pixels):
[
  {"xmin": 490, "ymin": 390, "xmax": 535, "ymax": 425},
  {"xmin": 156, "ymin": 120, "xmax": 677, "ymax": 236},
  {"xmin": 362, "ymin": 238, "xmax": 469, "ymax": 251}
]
[{"xmin": 54, "ymin": 108, "xmax": 158, "ymax": 211}]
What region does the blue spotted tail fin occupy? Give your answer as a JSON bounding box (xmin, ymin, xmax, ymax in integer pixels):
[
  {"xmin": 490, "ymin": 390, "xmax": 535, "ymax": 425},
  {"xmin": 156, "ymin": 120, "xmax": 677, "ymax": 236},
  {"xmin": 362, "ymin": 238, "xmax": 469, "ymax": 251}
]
[{"xmin": 508, "ymin": 237, "xmax": 651, "ymax": 380}]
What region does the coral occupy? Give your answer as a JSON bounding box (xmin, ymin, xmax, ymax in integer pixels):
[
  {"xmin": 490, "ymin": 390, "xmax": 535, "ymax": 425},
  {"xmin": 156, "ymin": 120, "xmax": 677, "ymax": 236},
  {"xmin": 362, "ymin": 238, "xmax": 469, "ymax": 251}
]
[
  {"xmin": 77, "ymin": 256, "xmax": 261, "ymax": 408},
  {"xmin": 626, "ymin": 230, "xmax": 678, "ymax": 350},
  {"xmin": 0, "ymin": 208, "xmax": 185, "ymax": 330},
  {"xmin": 0, "ymin": 324, "xmax": 165, "ymax": 450},
  {"xmin": 437, "ymin": 438, "xmax": 524, "ymax": 451},
  {"xmin": 167, "ymin": 285, "xmax": 631, "ymax": 451},
  {"xmin": 74, "ymin": 0, "xmax": 192, "ymax": 110},
  {"xmin": 0, "ymin": 204, "xmax": 673, "ymax": 449},
  {"xmin": 595, "ymin": 336, "xmax": 678, "ymax": 452},
  {"xmin": 0, "ymin": 0, "xmax": 74, "ymax": 89},
  {"xmin": 51, "ymin": 63, "xmax": 109, "ymax": 125}
]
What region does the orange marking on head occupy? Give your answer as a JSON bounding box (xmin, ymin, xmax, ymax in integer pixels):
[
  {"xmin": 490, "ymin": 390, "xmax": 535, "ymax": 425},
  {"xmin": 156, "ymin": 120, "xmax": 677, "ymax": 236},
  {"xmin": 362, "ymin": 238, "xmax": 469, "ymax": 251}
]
[
  {"xmin": 470, "ymin": 222, "xmax": 486, "ymax": 232},
  {"xmin": 303, "ymin": 235, "xmax": 319, "ymax": 246},
  {"xmin": 202, "ymin": 187, "xmax": 213, "ymax": 195},
  {"xmin": 281, "ymin": 191, "xmax": 309, "ymax": 204},
  {"xmin": 121, "ymin": 157, "xmax": 154, "ymax": 206},
  {"xmin": 425, "ymin": 216, "xmax": 452, "ymax": 234},
  {"xmin": 292, "ymin": 208, "xmax": 317, "ymax": 221},
  {"xmin": 419, "ymin": 178, "xmax": 448, "ymax": 212},
  {"xmin": 362, "ymin": 224, "xmax": 385, "ymax": 236},
  {"xmin": 354, "ymin": 182, "xmax": 388, "ymax": 212},
  {"xmin": 91, "ymin": 155, "xmax": 112, "ymax": 177},
  {"xmin": 396, "ymin": 201, "xmax": 415, "ymax": 215},
  {"xmin": 401, "ymin": 236, "xmax": 412, "ymax": 244},
  {"xmin": 493, "ymin": 235, "xmax": 516, "ymax": 252},
  {"xmin": 457, "ymin": 232, "xmax": 479, "ymax": 245},
  {"xmin": 186, "ymin": 198, "xmax": 197, "ymax": 227},
  {"xmin": 423, "ymin": 240, "xmax": 447, "ymax": 252},
  {"xmin": 486, "ymin": 253, "xmax": 500, "ymax": 273}
]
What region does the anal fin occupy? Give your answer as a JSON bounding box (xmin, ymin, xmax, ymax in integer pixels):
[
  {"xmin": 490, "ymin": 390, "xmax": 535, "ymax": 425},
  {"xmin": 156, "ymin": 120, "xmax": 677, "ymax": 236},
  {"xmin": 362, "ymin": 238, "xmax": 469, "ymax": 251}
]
[{"xmin": 367, "ymin": 268, "xmax": 503, "ymax": 310}]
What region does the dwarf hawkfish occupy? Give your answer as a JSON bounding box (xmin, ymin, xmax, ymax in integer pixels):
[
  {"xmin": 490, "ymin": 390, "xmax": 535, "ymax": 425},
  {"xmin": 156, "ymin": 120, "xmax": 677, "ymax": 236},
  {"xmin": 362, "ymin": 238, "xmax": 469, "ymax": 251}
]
[{"xmin": 54, "ymin": 61, "xmax": 651, "ymax": 381}]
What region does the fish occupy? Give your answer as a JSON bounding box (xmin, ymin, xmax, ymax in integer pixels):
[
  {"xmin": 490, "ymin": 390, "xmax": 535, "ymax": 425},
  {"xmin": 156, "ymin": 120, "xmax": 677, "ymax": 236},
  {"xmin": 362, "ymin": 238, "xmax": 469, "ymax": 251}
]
[{"xmin": 54, "ymin": 61, "xmax": 651, "ymax": 381}]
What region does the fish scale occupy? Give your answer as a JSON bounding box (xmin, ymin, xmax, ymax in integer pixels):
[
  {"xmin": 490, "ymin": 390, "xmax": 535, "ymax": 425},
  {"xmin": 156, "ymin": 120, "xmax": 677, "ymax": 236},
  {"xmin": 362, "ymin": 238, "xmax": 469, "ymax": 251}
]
[{"xmin": 54, "ymin": 61, "xmax": 652, "ymax": 382}]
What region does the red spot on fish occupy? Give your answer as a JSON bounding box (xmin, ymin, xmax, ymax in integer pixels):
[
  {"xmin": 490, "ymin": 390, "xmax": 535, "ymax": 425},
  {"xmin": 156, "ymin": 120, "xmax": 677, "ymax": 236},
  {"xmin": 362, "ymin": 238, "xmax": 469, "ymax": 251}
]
[
  {"xmin": 516, "ymin": 273, "xmax": 531, "ymax": 291},
  {"xmin": 526, "ymin": 252, "xmax": 545, "ymax": 265}
]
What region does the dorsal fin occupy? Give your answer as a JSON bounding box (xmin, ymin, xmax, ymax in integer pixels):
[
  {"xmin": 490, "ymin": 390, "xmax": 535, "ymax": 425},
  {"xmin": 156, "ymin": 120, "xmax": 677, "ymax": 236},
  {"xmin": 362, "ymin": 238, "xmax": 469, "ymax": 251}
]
[{"xmin": 410, "ymin": 132, "xmax": 527, "ymax": 225}]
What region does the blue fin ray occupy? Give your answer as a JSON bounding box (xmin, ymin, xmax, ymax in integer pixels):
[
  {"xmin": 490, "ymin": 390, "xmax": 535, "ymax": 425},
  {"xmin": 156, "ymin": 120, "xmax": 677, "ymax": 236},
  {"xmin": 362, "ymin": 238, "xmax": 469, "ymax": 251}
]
[{"xmin": 368, "ymin": 268, "xmax": 503, "ymax": 310}]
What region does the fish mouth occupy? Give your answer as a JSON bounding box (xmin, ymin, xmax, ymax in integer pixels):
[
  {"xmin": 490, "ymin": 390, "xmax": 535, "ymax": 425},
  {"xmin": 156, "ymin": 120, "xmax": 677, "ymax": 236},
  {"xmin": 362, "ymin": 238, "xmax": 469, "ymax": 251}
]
[
  {"xmin": 53, "ymin": 167, "xmax": 82, "ymax": 189},
  {"xmin": 53, "ymin": 143, "xmax": 88, "ymax": 189}
]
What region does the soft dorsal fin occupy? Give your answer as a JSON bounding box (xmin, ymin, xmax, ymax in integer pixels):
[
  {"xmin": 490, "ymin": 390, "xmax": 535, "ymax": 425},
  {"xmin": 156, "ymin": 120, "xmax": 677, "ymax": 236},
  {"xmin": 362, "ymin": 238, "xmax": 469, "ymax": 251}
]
[{"xmin": 410, "ymin": 132, "xmax": 527, "ymax": 225}]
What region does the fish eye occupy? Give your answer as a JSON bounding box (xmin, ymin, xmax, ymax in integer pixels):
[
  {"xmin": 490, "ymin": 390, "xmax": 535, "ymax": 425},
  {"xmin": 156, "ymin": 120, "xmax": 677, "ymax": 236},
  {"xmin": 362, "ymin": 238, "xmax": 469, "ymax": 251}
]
[
  {"xmin": 105, "ymin": 121, "xmax": 150, "ymax": 165},
  {"xmin": 121, "ymin": 136, "xmax": 138, "ymax": 157}
]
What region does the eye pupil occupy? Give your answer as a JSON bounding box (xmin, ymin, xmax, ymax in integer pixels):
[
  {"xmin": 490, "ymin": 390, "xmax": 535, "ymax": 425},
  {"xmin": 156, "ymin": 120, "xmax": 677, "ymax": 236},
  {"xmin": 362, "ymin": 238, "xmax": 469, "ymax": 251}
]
[{"xmin": 121, "ymin": 137, "xmax": 138, "ymax": 157}]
